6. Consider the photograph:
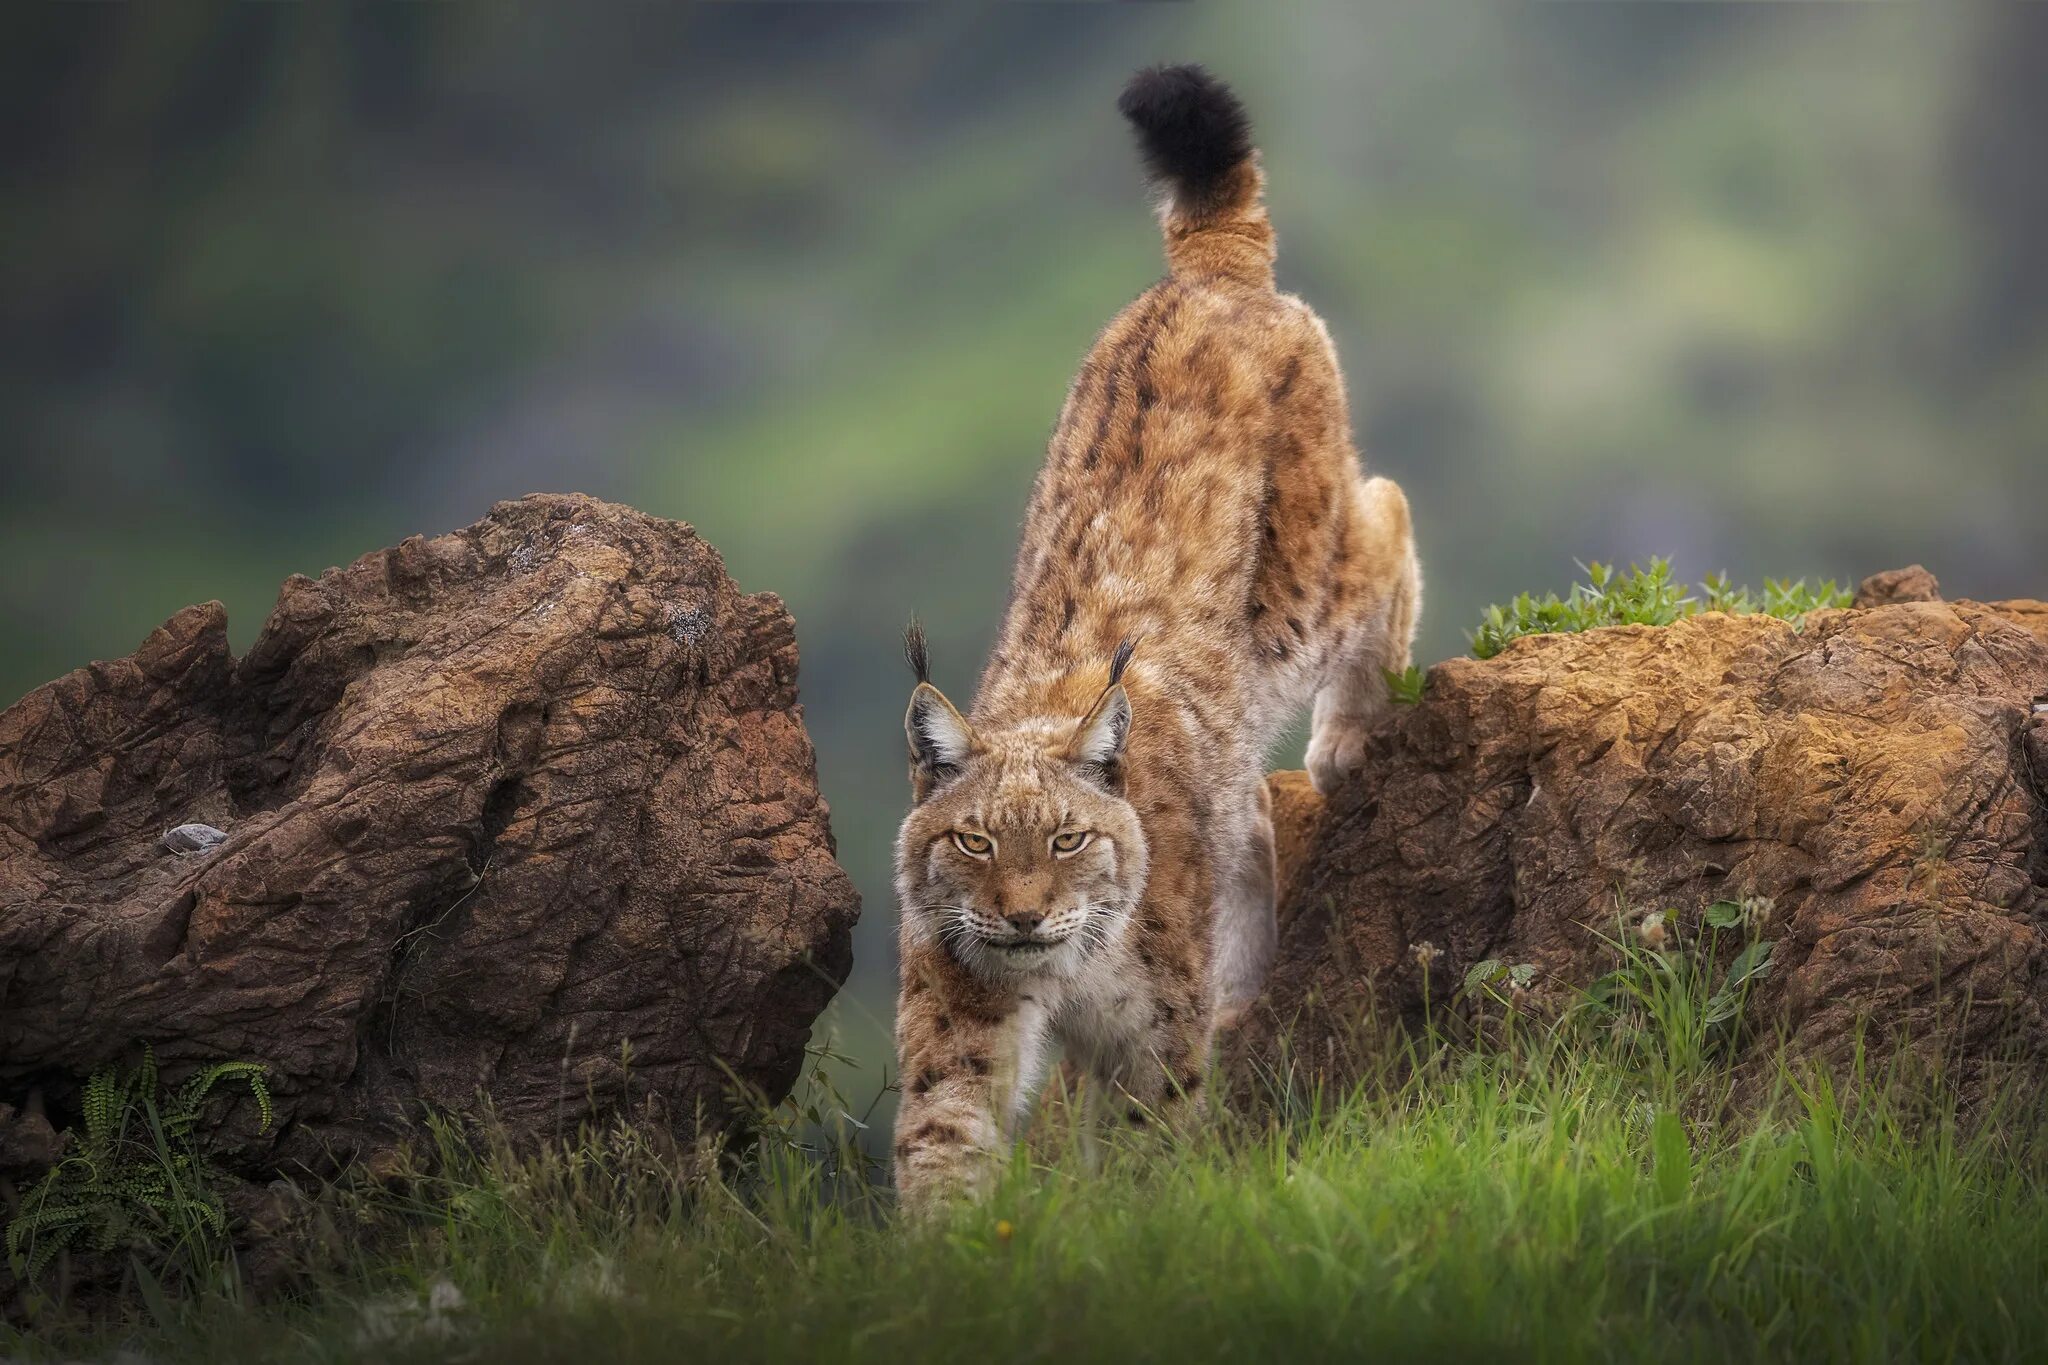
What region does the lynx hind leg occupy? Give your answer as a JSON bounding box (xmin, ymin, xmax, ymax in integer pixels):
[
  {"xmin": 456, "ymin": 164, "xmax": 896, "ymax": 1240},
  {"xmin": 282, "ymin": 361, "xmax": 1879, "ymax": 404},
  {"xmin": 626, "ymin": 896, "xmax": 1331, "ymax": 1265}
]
[
  {"xmin": 1306, "ymin": 475, "xmax": 1421, "ymax": 795},
  {"xmin": 1211, "ymin": 780, "xmax": 1278, "ymax": 1027}
]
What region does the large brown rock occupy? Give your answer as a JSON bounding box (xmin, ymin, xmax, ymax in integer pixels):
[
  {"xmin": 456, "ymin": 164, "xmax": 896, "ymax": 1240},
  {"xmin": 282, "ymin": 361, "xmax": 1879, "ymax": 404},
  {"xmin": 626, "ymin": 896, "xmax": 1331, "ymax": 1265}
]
[
  {"xmin": 1248, "ymin": 586, "xmax": 2048, "ymax": 1097},
  {"xmin": 0, "ymin": 494, "xmax": 858, "ymax": 1174}
]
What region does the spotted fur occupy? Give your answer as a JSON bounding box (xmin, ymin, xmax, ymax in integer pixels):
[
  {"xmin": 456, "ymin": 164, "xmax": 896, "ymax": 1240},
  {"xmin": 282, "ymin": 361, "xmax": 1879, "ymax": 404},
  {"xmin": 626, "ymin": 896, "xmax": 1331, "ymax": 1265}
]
[{"xmin": 892, "ymin": 64, "xmax": 1421, "ymax": 1210}]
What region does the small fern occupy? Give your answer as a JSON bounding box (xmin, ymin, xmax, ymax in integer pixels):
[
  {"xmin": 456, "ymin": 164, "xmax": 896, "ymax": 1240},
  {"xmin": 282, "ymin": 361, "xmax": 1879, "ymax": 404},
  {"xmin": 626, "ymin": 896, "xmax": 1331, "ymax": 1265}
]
[
  {"xmin": 169, "ymin": 1061, "xmax": 275, "ymax": 1141},
  {"xmin": 5, "ymin": 1047, "xmax": 272, "ymax": 1288}
]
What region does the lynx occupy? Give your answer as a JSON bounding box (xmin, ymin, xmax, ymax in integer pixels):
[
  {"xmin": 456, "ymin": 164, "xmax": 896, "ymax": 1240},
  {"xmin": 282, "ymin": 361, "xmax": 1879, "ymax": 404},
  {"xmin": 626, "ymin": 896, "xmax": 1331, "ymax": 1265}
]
[{"xmin": 891, "ymin": 64, "xmax": 1420, "ymax": 1209}]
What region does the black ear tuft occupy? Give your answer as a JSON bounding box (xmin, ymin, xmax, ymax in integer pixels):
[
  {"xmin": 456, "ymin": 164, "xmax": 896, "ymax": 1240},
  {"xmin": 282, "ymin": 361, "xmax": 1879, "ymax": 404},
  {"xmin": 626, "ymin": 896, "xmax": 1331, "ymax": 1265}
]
[
  {"xmin": 903, "ymin": 617, "xmax": 931, "ymax": 685},
  {"xmin": 1108, "ymin": 635, "xmax": 1139, "ymax": 687},
  {"xmin": 1117, "ymin": 64, "xmax": 1254, "ymax": 210}
]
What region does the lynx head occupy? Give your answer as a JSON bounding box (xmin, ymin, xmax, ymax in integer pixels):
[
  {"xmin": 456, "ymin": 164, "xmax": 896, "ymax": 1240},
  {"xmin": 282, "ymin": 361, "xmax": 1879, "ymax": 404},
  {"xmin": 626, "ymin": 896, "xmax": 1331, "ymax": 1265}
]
[{"xmin": 894, "ymin": 627, "xmax": 1148, "ymax": 982}]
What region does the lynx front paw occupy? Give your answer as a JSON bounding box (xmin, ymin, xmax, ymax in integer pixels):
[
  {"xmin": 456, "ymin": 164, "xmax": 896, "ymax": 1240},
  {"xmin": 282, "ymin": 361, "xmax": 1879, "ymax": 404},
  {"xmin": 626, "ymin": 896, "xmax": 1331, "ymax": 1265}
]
[
  {"xmin": 1305, "ymin": 720, "xmax": 1371, "ymax": 795},
  {"xmin": 894, "ymin": 1150, "xmax": 997, "ymax": 1217},
  {"xmin": 892, "ymin": 1116, "xmax": 1001, "ymax": 1216}
]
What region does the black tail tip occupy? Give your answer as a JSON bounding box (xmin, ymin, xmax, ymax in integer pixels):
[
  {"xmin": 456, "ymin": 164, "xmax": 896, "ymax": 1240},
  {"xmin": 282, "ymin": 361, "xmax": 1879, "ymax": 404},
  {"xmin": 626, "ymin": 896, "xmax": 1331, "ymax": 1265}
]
[{"xmin": 1117, "ymin": 64, "xmax": 1254, "ymax": 205}]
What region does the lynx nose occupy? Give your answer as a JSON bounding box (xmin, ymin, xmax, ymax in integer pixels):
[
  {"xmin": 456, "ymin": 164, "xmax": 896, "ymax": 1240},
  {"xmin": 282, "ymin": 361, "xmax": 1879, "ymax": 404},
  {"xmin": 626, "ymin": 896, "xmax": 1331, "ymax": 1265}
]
[{"xmin": 1005, "ymin": 911, "xmax": 1045, "ymax": 936}]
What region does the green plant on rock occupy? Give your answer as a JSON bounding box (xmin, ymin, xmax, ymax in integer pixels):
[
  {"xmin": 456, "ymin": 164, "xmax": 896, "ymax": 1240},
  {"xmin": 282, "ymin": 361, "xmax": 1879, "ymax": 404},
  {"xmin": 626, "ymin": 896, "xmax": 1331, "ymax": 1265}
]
[
  {"xmin": 5, "ymin": 1049, "xmax": 272, "ymax": 1286},
  {"xmin": 1383, "ymin": 664, "xmax": 1426, "ymax": 706},
  {"xmin": 1471, "ymin": 558, "xmax": 1852, "ymax": 660}
]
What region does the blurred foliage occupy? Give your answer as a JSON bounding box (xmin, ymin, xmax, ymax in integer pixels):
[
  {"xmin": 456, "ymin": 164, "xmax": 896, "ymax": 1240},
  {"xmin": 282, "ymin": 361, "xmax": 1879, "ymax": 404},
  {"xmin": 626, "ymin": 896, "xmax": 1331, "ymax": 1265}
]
[{"xmin": 4, "ymin": 3, "xmax": 2046, "ymax": 1040}]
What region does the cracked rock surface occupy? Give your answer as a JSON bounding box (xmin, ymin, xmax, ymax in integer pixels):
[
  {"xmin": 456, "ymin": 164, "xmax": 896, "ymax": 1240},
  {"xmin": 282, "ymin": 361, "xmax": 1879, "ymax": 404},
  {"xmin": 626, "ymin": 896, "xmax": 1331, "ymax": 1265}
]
[
  {"xmin": 0, "ymin": 494, "xmax": 858, "ymax": 1175},
  {"xmin": 1248, "ymin": 578, "xmax": 2048, "ymax": 1101}
]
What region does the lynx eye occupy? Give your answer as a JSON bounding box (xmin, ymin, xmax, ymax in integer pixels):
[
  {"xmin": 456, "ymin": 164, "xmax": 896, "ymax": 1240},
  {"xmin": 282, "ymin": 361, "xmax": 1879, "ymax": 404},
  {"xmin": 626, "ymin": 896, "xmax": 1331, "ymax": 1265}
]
[
  {"xmin": 951, "ymin": 830, "xmax": 995, "ymax": 858},
  {"xmin": 1050, "ymin": 830, "xmax": 1092, "ymax": 857}
]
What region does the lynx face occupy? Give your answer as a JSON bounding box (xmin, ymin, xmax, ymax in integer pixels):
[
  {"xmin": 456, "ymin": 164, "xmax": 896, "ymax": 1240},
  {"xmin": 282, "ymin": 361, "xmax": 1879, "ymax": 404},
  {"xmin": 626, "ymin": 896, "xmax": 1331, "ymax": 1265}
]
[{"xmin": 896, "ymin": 681, "xmax": 1150, "ymax": 983}]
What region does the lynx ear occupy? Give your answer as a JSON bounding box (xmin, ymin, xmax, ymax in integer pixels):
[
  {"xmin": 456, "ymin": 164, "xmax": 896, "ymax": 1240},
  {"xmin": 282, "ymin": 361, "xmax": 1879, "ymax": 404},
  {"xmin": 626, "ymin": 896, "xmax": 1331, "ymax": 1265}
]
[
  {"xmin": 1066, "ymin": 683, "xmax": 1132, "ymax": 793},
  {"xmin": 906, "ymin": 682, "xmax": 975, "ymax": 798},
  {"xmin": 1066, "ymin": 637, "xmax": 1138, "ymax": 793}
]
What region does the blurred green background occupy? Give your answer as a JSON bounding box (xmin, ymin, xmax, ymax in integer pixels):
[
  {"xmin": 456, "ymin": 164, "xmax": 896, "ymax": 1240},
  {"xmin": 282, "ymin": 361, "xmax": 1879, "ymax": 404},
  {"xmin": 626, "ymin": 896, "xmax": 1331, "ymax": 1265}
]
[{"xmin": 6, "ymin": 4, "xmax": 2045, "ymax": 1060}]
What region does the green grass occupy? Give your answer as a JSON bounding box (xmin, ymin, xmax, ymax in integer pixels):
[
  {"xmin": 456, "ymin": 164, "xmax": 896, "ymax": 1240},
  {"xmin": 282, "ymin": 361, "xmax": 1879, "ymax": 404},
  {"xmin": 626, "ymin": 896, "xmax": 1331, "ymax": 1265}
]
[
  {"xmin": 8, "ymin": 940, "xmax": 2044, "ymax": 1365},
  {"xmin": 1471, "ymin": 558, "xmax": 1853, "ymax": 660}
]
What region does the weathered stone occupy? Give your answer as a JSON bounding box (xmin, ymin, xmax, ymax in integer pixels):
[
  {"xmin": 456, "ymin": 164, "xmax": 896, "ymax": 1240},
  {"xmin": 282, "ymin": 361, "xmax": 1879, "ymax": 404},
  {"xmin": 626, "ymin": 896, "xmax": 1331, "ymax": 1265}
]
[
  {"xmin": 0, "ymin": 495, "xmax": 858, "ymax": 1175},
  {"xmin": 0, "ymin": 1099, "xmax": 63, "ymax": 1173},
  {"xmin": 1853, "ymin": 563, "xmax": 1942, "ymax": 607},
  {"xmin": 1246, "ymin": 590, "xmax": 2048, "ymax": 1100}
]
